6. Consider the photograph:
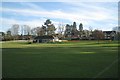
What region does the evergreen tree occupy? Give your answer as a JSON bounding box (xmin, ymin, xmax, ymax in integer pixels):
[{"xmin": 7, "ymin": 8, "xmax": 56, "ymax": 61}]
[{"xmin": 79, "ymin": 23, "xmax": 83, "ymax": 31}]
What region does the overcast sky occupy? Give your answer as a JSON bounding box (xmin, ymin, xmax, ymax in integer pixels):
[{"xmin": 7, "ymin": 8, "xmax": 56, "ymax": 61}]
[{"xmin": 1, "ymin": 1, "xmax": 118, "ymax": 32}]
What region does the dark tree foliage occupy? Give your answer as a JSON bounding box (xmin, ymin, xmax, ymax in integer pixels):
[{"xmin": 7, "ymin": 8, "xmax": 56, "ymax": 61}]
[
  {"xmin": 73, "ymin": 22, "xmax": 76, "ymax": 28},
  {"xmin": 79, "ymin": 23, "xmax": 83, "ymax": 31},
  {"xmin": 44, "ymin": 19, "xmax": 56, "ymax": 35},
  {"xmin": 44, "ymin": 19, "xmax": 52, "ymax": 26}
]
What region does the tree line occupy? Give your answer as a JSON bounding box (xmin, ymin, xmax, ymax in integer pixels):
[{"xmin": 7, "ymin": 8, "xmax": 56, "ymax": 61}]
[{"xmin": 1, "ymin": 19, "xmax": 120, "ymax": 41}]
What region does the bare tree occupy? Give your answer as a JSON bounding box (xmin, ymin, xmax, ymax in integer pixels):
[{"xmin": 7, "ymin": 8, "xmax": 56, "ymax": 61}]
[
  {"xmin": 31, "ymin": 27, "xmax": 37, "ymax": 36},
  {"xmin": 57, "ymin": 23, "xmax": 64, "ymax": 34},
  {"xmin": 88, "ymin": 26, "xmax": 93, "ymax": 40},
  {"xmin": 57, "ymin": 23, "xmax": 65, "ymax": 39},
  {"xmin": 11, "ymin": 24, "xmax": 19, "ymax": 36},
  {"xmin": 93, "ymin": 30, "xmax": 104, "ymax": 43},
  {"xmin": 22, "ymin": 25, "xmax": 31, "ymax": 35},
  {"xmin": 10, "ymin": 24, "xmax": 19, "ymax": 40},
  {"xmin": 89, "ymin": 26, "xmax": 93, "ymax": 32},
  {"xmin": 36, "ymin": 27, "xmax": 41, "ymax": 36}
]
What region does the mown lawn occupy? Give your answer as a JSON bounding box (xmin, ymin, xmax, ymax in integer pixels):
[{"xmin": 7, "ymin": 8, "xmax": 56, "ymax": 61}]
[{"xmin": 1, "ymin": 40, "xmax": 118, "ymax": 78}]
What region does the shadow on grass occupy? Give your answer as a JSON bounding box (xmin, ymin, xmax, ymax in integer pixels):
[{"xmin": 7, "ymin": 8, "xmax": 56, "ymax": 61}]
[{"xmin": 2, "ymin": 46, "xmax": 118, "ymax": 78}]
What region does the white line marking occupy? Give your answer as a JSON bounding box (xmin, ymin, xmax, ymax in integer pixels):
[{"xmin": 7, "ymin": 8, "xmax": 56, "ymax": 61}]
[{"xmin": 93, "ymin": 59, "xmax": 118, "ymax": 78}]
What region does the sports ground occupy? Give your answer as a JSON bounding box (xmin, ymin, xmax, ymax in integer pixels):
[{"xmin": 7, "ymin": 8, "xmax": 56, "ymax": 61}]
[{"xmin": 1, "ymin": 40, "xmax": 118, "ymax": 78}]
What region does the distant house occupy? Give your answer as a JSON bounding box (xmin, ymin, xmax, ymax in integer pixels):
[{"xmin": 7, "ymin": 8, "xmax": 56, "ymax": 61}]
[
  {"xmin": 18, "ymin": 35, "xmax": 31, "ymax": 40},
  {"xmin": 33, "ymin": 35, "xmax": 59, "ymax": 43},
  {"xmin": 71, "ymin": 35, "xmax": 79, "ymax": 40},
  {"xmin": 103, "ymin": 31, "xmax": 116, "ymax": 40},
  {"xmin": 53, "ymin": 36, "xmax": 59, "ymax": 42}
]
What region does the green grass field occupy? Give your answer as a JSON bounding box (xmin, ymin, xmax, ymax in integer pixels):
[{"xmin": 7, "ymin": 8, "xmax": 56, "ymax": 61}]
[{"xmin": 1, "ymin": 40, "xmax": 118, "ymax": 78}]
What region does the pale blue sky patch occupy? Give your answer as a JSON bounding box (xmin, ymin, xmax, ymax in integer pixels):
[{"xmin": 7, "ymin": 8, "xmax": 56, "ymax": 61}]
[
  {"xmin": 1, "ymin": 0, "xmax": 120, "ymax": 2},
  {"xmin": 1, "ymin": 2, "xmax": 118, "ymax": 32}
]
